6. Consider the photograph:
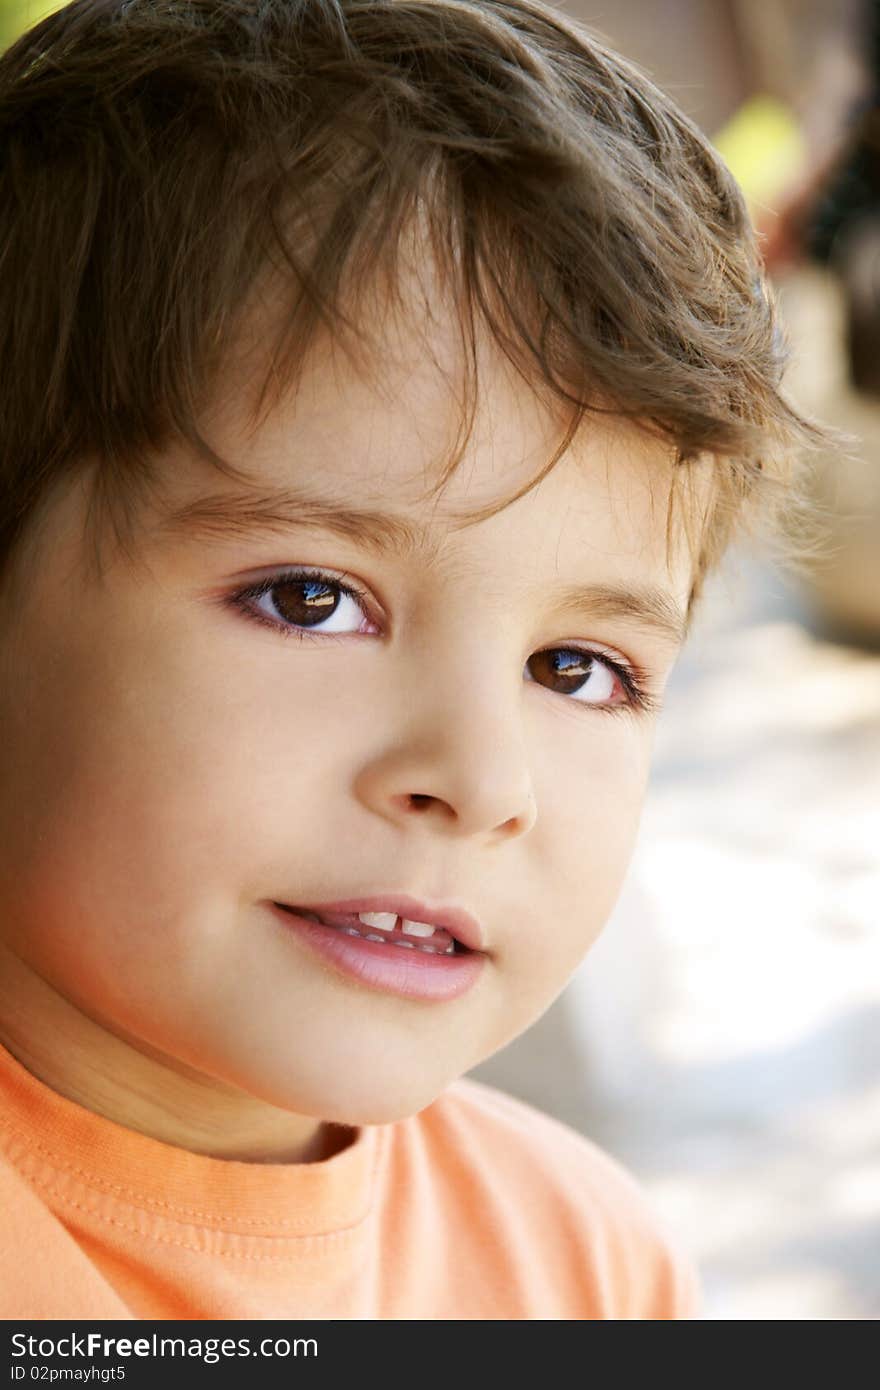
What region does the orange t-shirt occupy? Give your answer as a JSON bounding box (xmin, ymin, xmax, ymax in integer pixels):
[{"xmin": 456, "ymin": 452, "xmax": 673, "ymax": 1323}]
[{"xmin": 0, "ymin": 1037, "xmax": 700, "ymax": 1319}]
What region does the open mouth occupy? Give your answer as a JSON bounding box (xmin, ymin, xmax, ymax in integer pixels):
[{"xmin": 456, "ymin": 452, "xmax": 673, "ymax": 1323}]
[{"xmin": 274, "ymin": 904, "xmax": 469, "ymax": 955}]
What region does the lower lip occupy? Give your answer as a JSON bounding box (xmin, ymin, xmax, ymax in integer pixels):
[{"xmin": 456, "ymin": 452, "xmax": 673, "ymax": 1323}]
[{"xmin": 267, "ymin": 903, "xmax": 487, "ymax": 1001}]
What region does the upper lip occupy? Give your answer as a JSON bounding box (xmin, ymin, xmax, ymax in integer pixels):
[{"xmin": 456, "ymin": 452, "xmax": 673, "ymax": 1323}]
[{"xmin": 277, "ymin": 895, "xmax": 487, "ymax": 953}]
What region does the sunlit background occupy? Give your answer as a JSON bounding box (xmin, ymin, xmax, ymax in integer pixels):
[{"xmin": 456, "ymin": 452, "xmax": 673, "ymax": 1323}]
[{"xmin": 3, "ymin": 0, "xmax": 879, "ymax": 1320}]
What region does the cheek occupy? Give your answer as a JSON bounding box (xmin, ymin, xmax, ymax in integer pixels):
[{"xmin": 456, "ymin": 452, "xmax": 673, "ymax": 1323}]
[
  {"xmin": 516, "ymin": 727, "xmax": 652, "ymax": 984},
  {"xmin": 0, "ymin": 619, "xmax": 284, "ymax": 968},
  {"xmin": 473, "ymin": 742, "xmax": 650, "ymax": 1061},
  {"xmin": 0, "ymin": 589, "xmax": 389, "ymax": 934}
]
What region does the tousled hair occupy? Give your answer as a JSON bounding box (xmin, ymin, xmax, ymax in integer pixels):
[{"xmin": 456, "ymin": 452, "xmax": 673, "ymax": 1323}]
[{"xmin": 0, "ymin": 0, "xmax": 833, "ymax": 620}]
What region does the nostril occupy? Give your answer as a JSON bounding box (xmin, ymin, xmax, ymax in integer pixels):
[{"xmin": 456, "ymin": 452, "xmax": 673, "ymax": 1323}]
[{"xmin": 409, "ymin": 794, "xmax": 432, "ymax": 810}]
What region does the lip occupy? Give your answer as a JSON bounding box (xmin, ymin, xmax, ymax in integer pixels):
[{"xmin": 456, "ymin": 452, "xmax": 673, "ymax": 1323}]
[
  {"xmin": 282, "ymin": 894, "xmax": 487, "ymax": 954},
  {"xmin": 267, "ymin": 903, "xmax": 488, "ymax": 1002}
]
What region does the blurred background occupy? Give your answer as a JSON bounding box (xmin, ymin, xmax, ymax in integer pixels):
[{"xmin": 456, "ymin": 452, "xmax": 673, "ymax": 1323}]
[{"xmin": 3, "ymin": 0, "xmax": 879, "ymax": 1320}]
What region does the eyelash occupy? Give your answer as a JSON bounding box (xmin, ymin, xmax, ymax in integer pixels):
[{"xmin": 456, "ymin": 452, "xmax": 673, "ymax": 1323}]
[{"xmin": 224, "ymin": 567, "xmax": 663, "ymax": 719}]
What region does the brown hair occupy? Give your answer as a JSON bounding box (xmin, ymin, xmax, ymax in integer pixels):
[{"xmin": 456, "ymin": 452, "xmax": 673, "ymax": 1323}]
[{"xmin": 0, "ymin": 0, "xmax": 831, "ymax": 622}]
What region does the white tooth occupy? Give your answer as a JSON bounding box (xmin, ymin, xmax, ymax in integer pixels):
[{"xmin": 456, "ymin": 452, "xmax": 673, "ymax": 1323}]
[
  {"xmin": 365, "ymin": 934, "xmax": 389, "ymax": 944},
  {"xmin": 357, "ymin": 911, "xmax": 399, "ymax": 932},
  {"xmin": 401, "ymin": 918, "xmax": 436, "ymax": 938}
]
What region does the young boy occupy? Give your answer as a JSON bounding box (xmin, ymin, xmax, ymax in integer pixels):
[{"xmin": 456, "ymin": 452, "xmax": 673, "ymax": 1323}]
[{"xmin": 0, "ymin": 0, "xmax": 822, "ymax": 1320}]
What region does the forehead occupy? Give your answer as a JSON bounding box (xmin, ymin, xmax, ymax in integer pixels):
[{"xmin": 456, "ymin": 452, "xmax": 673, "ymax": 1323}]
[
  {"xmin": 60, "ymin": 263, "xmax": 707, "ymax": 642},
  {"xmin": 156, "ymin": 237, "xmax": 681, "ymax": 520},
  {"xmin": 126, "ymin": 319, "xmax": 702, "ymax": 650},
  {"xmin": 151, "ymin": 283, "xmax": 694, "ymax": 546}
]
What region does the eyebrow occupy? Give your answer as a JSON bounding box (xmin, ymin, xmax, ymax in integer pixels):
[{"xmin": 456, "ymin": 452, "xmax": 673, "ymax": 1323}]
[
  {"xmin": 159, "ymin": 485, "xmax": 688, "ymax": 646},
  {"xmin": 159, "ymin": 484, "xmax": 436, "ymax": 557}
]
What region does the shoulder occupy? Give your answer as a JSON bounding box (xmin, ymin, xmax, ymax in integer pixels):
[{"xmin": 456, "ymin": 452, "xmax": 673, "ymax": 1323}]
[
  {"xmin": 416, "ymin": 1076, "xmax": 701, "ymax": 1319},
  {"xmin": 422, "ymin": 1074, "xmax": 657, "ymax": 1209}
]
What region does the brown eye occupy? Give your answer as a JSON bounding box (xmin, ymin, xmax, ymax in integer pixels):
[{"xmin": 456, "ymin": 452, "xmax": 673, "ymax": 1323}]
[
  {"xmin": 271, "ymin": 576, "xmax": 342, "ymax": 627},
  {"xmin": 232, "ymin": 568, "xmax": 373, "ymax": 637},
  {"xmin": 526, "ymin": 648, "xmax": 619, "ymax": 705}
]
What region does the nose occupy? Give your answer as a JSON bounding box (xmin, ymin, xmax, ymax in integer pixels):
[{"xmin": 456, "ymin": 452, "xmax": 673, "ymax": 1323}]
[{"xmin": 353, "ymin": 653, "xmax": 538, "ymax": 841}]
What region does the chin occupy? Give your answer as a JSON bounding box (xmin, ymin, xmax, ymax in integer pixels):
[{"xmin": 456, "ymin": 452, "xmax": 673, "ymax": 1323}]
[{"xmin": 270, "ymin": 1069, "xmax": 454, "ymax": 1128}]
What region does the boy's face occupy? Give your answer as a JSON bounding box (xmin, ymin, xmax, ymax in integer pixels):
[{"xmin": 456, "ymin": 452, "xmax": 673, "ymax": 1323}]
[{"xmin": 0, "ymin": 287, "xmax": 701, "ymax": 1154}]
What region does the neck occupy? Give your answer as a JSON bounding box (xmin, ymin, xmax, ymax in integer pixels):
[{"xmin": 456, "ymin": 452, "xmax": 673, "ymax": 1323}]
[{"xmin": 0, "ymin": 943, "xmax": 349, "ymax": 1164}]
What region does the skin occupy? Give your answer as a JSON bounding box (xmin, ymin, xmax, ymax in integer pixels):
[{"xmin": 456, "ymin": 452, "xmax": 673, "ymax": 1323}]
[{"xmin": 0, "ymin": 278, "xmax": 707, "ymax": 1165}]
